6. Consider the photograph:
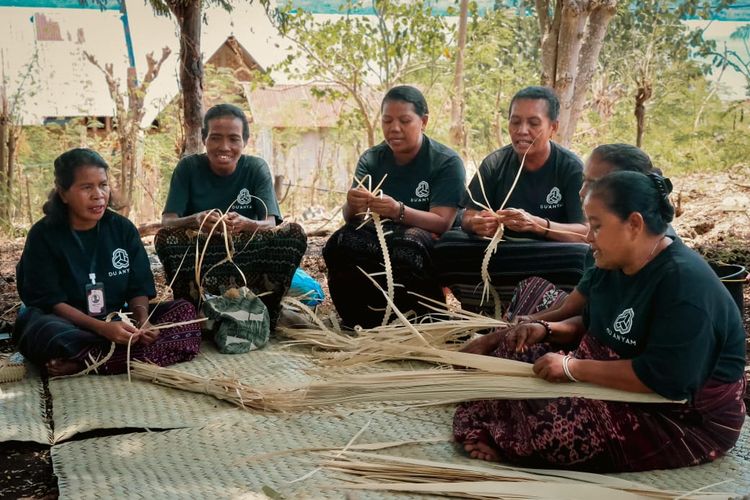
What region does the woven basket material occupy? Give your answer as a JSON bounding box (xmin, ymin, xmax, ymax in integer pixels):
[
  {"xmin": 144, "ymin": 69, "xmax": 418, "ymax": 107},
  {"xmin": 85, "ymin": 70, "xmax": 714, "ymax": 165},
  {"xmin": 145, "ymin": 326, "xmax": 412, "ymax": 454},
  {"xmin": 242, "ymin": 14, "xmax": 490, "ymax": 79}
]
[
  {"xmin": 51, "ymin": 406, "xmax": 750, "ymax": 498},
  {"xmin": 0, "ymin": 365, "xmax": 51, "ymax": 444},
  {"xmin": 48, "ymin": 342, "xmax": 318, "ymax": 443}
]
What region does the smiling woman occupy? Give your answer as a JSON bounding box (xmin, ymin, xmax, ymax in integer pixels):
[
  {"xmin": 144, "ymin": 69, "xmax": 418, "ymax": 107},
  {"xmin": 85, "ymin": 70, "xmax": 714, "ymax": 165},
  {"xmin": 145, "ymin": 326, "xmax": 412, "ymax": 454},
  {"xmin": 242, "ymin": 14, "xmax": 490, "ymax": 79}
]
[
  {"xmin": 13, "ymin": 148, "xmax": 201, "ymax": 376},
  {"xmin": 154, "ymin": 104, "xmax": 307, "ymax": 328}
]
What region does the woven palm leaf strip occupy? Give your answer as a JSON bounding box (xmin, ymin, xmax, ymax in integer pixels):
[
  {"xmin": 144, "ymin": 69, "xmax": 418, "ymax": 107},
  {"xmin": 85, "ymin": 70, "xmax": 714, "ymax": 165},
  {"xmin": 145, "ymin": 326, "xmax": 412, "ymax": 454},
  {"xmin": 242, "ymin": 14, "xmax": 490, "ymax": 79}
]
[
  {"xmin": 316, "ymin": 450, "xmax": 730, "ymax": 499},
  {"xmin": 318, "ymin": 450, "xmax": 731, "ymax": 500}
]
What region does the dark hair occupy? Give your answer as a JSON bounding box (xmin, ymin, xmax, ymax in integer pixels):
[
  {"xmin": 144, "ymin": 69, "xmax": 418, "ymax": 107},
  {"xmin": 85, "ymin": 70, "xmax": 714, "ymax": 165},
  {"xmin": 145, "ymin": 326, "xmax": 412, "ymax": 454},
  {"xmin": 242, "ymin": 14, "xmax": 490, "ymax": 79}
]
[
  {"xmin": 590, "ymin": 143, "xmax": 663, "ymax": 175},
  {"xmin": 43, "ymin": 148, "xmax": 110, "ymax": 224},
  {"xmin": 509, "ymin": 86, "xmax": 560, "ymax": 121},
  {"xmin": 202, "ymin": 103, "xmax": 250, "ymax": 142},
  {"xmin": 588, "ymin": 171, "xmax": 675, "ymax": 235},
  {"xmin": 381, "ymin": 85, "xmax": 429, "ymax": 117}
]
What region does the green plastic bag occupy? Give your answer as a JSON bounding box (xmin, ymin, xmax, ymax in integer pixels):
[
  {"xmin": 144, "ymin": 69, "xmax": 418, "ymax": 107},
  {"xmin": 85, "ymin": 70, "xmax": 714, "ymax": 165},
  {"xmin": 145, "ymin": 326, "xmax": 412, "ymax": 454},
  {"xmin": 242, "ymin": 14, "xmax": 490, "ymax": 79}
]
[{"xmin": 203, "ymin": 287, "xmax": 270, "ymax": 354}]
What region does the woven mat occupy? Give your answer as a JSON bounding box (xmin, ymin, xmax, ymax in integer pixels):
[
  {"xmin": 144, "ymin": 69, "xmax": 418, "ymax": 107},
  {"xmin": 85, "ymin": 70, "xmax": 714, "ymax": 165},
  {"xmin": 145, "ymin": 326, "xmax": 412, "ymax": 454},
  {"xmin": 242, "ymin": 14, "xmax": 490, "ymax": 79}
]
[
  {"xmin": 52, "ymin": 404, "xmax": 750, "ymax": 499},
  {"xmin": 0, "ymin": 366, "xmax": 51, "ymax": 444},
  {"xmin": 48, "ymin": 341, "xmax": 319, "ymax": 443}
]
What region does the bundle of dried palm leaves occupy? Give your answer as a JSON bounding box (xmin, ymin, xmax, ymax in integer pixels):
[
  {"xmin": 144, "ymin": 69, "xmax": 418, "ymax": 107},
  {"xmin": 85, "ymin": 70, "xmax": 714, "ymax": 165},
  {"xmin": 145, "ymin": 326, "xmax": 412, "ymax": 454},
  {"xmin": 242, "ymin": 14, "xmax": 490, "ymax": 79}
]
[
  {"xmin": 131, "ymin": 354, "xmax": 676, "ymax": 414},
  {"xmin": 318, "ymin": 450, "xmax": 729, "ymax": 499}
]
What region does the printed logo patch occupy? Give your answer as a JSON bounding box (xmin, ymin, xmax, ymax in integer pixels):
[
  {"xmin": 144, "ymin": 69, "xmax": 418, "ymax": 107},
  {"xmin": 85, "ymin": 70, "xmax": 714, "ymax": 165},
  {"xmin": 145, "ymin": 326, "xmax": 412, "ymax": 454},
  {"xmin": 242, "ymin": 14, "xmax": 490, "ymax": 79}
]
[
  {"xmin": 415, "ymin": 181, "xmax": 430, "ymax": 198},
  {"xmin": 236, "ymin": 188, "xmax": 252, "ymax": 206},
  {"xmin": 613, "ymin": 308, "xmax": 635, "ymax": 335},
  {"xmin": 545, "ymin": 187, "xmax": 562, "ymax": 205},
  {"xmin": 112, "ymin": 248, "xmax": 130, "ymax": 270}
]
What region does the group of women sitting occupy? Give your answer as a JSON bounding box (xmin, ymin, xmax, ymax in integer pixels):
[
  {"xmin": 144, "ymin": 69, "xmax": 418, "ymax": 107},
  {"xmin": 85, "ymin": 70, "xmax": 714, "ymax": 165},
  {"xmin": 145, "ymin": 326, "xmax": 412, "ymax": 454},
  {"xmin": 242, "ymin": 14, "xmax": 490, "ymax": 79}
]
[{"xmin": 13, "ymin": 85, "xmax": 745, "ymax": 473}]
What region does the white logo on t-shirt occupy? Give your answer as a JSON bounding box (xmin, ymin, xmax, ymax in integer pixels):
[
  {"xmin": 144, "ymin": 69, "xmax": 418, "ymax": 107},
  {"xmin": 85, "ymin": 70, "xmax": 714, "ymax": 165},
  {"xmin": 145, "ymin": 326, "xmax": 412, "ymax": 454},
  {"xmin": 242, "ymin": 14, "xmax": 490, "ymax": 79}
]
[
  {"xmin": 415, "ymin": 181, "xmax": 430, "ymax": 198},
  {"xmin": 112, "ymin": 248, "xmax": 130, "ymax": 270},
  {"xmin": 236, "ymin": 188, "xmax": 252, "ymax": 205},
  {"xmin": 613, "ymin": 308, "xmax": 635, "ymax": 335},
  {"xmin": 546, "ymin": 187, "xmax": 562, "ymax": 205}
]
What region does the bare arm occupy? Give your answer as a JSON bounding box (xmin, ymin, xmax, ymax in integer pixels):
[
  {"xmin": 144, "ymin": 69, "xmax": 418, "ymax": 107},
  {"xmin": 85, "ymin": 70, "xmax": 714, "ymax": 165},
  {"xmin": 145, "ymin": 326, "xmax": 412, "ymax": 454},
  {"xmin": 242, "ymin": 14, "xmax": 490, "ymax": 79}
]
[
  {"xmin": 516, "ymin": 289, "xmax": 587, "ymax": 323},
  {"xmin": 534, "ymin": 355, "xmax": 652, "ymax": 393}
]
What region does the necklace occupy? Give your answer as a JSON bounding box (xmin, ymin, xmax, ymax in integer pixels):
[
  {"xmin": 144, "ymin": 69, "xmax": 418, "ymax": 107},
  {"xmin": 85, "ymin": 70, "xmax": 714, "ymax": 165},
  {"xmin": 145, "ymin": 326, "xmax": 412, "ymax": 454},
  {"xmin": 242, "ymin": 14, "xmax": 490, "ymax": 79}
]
[{"xmin": 640, "ymin": 236, "xmax": 666, "ymax": 270}]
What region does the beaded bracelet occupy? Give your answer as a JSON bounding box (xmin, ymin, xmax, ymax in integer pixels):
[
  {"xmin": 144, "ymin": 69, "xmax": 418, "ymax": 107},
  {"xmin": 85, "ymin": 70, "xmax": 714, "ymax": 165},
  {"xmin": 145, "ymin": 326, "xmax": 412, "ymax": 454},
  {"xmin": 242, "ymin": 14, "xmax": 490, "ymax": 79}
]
[
  {"xmin": 398, "ymin": 201, "xmax": 405, "ymax": 223},
  {"xmin": 529, "ymin": 319, "xmax": 552, "ymax": 342},
  {"xmin": 562, "ymin": 354, "xmax": 579, "ymax": 382}
]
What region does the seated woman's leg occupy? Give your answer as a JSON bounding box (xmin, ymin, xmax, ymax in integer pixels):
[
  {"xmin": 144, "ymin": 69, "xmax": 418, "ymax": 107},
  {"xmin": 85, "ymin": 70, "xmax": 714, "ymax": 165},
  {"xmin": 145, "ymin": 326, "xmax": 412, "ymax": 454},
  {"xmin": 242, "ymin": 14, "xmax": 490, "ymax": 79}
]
[
  {"xmin": 14, "ymin": 307, "xmax": 108, "ymax": 375},
  {"xmin": 455, "ymin": 335, "xmax": 746, "ymax": 472},
  {"xmin": 92, "ymin": 299, "xmax": 202, "ymax": 375},
  {"xmin": 155, "ymin": 223, "xmax": 307, "ymax": 329},
  {"xmin": 505, "ymin": 276, "xmax": 568, "ymax": 320},
  {"xmin": 324, "ymin": 223, "xmax": 442, "ymax": 329}
]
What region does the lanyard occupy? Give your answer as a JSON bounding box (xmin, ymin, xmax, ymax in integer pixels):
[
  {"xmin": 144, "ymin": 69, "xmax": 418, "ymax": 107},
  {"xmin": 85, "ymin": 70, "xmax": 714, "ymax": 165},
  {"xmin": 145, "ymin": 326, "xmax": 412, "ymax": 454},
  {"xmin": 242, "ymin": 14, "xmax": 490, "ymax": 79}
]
[{"xmin": 70, "ymin": 222, "xmax": 100, "ymax": 285}]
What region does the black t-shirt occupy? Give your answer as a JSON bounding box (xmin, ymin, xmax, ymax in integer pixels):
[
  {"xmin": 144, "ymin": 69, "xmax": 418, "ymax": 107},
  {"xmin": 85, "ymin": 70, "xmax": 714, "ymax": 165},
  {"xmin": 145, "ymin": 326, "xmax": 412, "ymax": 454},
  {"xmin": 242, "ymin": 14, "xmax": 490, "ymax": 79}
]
[
  {"xmin": 352, "ymin": 135, "xmax": 466, "ymax": 211},
  {"xmin": 577, "ymin": 239, "xmax": 745, "ymax": 401},
  {"xmin": 17, "ymin": 210, "xmax": 156, "ymax": 317},
  {"xmin": 462, "ymin": 142, "xmax": 584, "ymax": 239},
  {"xmin": 164, "ymin": 154, "xmax": 282, "ymax": 223}
]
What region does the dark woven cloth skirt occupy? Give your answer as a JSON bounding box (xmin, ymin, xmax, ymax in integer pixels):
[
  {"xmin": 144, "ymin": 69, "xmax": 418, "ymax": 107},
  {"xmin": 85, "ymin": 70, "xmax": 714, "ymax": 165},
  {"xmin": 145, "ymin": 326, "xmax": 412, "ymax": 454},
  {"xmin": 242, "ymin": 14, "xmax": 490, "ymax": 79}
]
[
  {"xmin": 452, "ymin": 279, "xmax": 746, "ymax": 472},
  {"xmin": 434, "ymin": 229, "xmax": 590, "ymax": 315},
  {"xmin": 14, "ymin": 299, "xmax": 201, "ymax": 375},
  {"xmin": 154, "ymin": 223, "xmax": 307, "ymax": 328},
  {"xmin": 323, "ymin": 222, "xmax": 444, "ymax": 329}
]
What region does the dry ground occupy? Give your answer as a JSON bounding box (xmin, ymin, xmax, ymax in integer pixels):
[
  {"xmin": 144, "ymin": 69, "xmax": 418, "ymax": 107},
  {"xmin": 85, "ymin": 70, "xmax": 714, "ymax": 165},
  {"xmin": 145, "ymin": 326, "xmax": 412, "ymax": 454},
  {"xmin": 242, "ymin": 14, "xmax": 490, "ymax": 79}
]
[{"xmin": 1, "ymin": 168, "xmax": 749, "ymax": 498}]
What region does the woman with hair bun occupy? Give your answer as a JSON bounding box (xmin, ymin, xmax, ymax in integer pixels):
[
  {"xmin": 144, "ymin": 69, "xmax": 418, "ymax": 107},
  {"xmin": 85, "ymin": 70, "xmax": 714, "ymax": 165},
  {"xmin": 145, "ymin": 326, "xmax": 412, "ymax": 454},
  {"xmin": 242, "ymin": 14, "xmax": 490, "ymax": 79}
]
[
  {"xmin": 14, "ymin": 148, "xmax": 201, "ymax": 376},
  {"xmin": 454, "ymin": 170, "xmax": 745, "ymax": 472}
]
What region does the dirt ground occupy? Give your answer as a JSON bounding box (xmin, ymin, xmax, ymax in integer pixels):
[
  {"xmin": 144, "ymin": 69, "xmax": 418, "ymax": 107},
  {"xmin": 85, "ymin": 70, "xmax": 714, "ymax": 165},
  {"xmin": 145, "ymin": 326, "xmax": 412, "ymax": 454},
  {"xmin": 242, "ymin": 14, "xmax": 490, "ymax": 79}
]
[{"xmin": 0, "ymin": 167, "xmax": 749, "ymax": 498}]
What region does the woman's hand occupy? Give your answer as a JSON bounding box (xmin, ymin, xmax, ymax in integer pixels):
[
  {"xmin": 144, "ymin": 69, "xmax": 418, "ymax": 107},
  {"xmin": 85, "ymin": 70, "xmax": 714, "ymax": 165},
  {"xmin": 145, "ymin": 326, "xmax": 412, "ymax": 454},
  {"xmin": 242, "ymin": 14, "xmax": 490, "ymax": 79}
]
[
  {"xmin": 532, "ymin": 353, "xmax": 570, "ymax": 383},
  {"xmin": 496, "ymin": 208, "xmax": 543, "ymax": 234},
  {"xmin": 97, "ymin": 320, "xmax": 140, "ymax": 345},
  {"xmin": 346, "ymin": 187, "xmax": 372, "ymax": 216},
  {"xmin": 224, "ymin": 212, "xmax": 258, "ymax": 233},
  {"xmin": 368, "ymin": 193, "xmax": 399, "ymax": 220},
  {"xmin": 460, "ymin": 329, "xmax": 504, "ymax": 355},
  {"xmin": 505, "ymin": 322, "xmax": 547, "ymax": 352},
  {"xmin": 138, "ymin": 321, "xmax": 159, "ymax": 346},
  {"xmin": 195, "ymin": 210, "xmax": 224, "ymax": 232},
  {"xmin": 470, "ymin": 210, "xmax": 500, "ymax": 238}
]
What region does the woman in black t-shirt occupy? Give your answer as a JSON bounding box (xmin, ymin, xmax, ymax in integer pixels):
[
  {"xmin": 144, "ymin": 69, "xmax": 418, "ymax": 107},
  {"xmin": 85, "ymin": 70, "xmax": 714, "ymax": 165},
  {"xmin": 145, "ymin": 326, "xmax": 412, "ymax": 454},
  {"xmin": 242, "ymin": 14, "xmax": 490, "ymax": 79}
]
[
  {"xmin": 15, "ymin": 148, "xmax": 201, "ymax": 376},
  {"xmin": 323, "ymin": 85, "xmax": 465, "ymax": 329},
  {"xmin": 454, "ymin": 171, "xmax": 745, "ymax": 472}
]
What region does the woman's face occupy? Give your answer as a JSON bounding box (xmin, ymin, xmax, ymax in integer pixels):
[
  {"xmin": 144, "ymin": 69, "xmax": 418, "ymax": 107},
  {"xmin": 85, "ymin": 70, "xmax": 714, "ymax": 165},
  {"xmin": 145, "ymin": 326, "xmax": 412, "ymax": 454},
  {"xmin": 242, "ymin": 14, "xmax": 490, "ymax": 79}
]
[
  {"xmin": 204, "ymin": 116, "xmax": 246, "ymax": 176},
  {"xmin": 580, "ymin": 155, "xmax": 613, "ymax": 201},
  {"xmin": 584, "ymin": 194, "xmax": 634, "ymax": 270},
  {"xmin": 381, "ymin": 99, "xmax": 427, "ymax": 160},
  {"xmin": 59, "ymin": 165, "xmax": 110, "ymax": 230}
]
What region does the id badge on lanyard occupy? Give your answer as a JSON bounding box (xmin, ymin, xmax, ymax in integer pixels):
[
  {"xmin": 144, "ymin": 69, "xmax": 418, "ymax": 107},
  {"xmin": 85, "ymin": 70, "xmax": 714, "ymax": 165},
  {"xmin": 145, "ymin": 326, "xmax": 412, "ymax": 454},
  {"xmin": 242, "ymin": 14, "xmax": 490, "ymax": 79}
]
[
  {"xmin": 85, "ymin": 273, "xmax": 106, "ymax": 316},
  {"xmin": 72, "ymin": 225, "xmax": 105, "ymax": 316}
]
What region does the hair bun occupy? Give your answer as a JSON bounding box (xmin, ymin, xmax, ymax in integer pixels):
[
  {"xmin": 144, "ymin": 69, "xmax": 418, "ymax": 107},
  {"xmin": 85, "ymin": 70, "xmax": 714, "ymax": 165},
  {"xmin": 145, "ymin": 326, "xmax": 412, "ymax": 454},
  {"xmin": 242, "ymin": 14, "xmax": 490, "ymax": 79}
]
[{"xmin": 647, "ymin": 173, "xmax": 672, "ymax": 199}]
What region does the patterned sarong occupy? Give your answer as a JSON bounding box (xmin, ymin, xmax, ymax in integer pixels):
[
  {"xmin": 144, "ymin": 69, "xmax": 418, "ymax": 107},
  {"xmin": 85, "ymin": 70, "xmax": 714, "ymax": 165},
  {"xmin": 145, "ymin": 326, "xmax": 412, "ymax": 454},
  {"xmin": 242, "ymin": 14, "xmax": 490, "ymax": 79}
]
[
  {"xmin": 14, "ymin": 299, "xmax": 201, "ymax": 375},
  {"xmin": 452, "ymin": 279, "xmax": 746, "ymax": 472},
  {"xmin": 154, "ymin": 223, "xmax": 307, "ymax": 328},
  {"xmin": 323, "ymin": 221, "xmax": 444, "ymax": 329}
]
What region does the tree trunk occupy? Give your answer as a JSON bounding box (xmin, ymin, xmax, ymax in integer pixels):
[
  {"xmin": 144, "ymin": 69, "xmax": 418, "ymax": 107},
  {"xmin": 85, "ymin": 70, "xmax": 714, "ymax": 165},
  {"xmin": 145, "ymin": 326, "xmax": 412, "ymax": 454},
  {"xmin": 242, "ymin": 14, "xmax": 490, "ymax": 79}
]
[
  {"xmin": 448, "ymin": 0, "xmax": 469, "ymax": 152},
  {"xmin": 536, "ymin": 0, "xmax": 619, "ymax": 145},
  {"xmin": 563, "ymin": 1, "xmax": 617, "ymax": 145},
  {"xmin": 171, "ymin": 0, "xmax": 204, "ymax": 156},
  {"xmin": 0, "ymin": 90, "xmax": 7, "ymax": 221},
  {"xmin": 552, "ymin": 2, "xmax": 588, "ymax": 144},
  {"xmin": 634, "ymin": 82, "xmax": 652, "ymax": 148}
]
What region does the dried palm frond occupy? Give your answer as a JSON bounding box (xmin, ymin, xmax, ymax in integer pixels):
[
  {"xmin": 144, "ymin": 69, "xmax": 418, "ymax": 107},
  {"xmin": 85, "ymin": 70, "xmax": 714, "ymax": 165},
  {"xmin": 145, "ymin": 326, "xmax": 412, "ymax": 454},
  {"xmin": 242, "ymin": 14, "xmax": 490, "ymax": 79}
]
[
  {"xmin": 318, "ymin": 450, "xmax": 728, "ymax": 499},
  {"xmin": 131, "ymin": 357, "xmax": 677, "ymax": 414}
]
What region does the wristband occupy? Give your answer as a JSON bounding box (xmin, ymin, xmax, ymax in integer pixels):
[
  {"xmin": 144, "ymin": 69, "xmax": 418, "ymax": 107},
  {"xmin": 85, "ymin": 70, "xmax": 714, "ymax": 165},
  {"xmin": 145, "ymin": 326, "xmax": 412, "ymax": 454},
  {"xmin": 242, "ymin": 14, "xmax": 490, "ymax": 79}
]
[{"xmin": 398, "ymin": 201, "xmax": 405, "ymax": 223}]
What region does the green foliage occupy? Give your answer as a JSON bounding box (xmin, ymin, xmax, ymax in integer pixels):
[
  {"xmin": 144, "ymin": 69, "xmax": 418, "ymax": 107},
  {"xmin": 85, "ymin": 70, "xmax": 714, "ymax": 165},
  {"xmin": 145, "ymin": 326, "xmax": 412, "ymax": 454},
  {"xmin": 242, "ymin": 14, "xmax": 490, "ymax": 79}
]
[{"xmin": 273, "ymin": 0, "xmax": 451, "ymax": 142}]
